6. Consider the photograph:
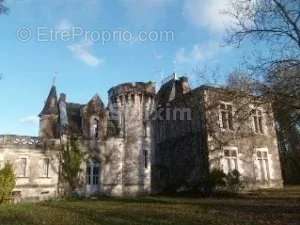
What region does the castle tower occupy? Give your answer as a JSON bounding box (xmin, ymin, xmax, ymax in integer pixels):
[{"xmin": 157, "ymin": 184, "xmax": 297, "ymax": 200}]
[
  {"xmin": 39, "ymin": 85, "xmax": 59, "ymax": 139},
  {"xmin": 108, "ymin": 82, "xmax": 156, "ymax": 195}
]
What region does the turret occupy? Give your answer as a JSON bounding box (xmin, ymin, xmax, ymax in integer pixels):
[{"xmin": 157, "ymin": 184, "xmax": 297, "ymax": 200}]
[
  {"xmin": 108, "ymin": 82, "xmax": 156, "ymax": 138},
  {"xmin": 39, "ymin": 85, "xmax": 59, "ymax": 139},
  {"xmin": 108, "ymin": 82, "xmax": 156, "ymax": 194}
]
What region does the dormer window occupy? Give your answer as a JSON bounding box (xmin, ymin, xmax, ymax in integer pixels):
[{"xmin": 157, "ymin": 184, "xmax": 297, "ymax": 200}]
[
  {"xmin": 91, "ymin": 117, "xmax": 99, "ymax": 139},
  {"xmin": 219, "ymin": 103, "xmax": 234, "ymax": 130}
]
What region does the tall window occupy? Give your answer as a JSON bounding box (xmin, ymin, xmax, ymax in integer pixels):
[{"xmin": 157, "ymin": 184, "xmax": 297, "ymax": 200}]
[
  {"xmin": 220, "ymin": 103, "xmax": 234, "ymax": 130},
  {"xmin": 17, "ymin": 158, "xmax": 27, "ymax": 177},
  {"xmin": 143, "ymin": 121, "xmax": 148, "ymax": 137},
  {"xmin": 86, "ymin": 162, "xmax": 100, "ymax": 185},
  {"xmin": 91, "ymin": 118, "xmax": 99, "ymax": 138},
  {"xmin": 42, "ymin": 158, "xmax": 50, "ymax": 178},
  {"xmin": 144, "ymin": 150, "xmax": 149, "ymax": 169},
  {"xmin": 223, "ymin": 148, "xmax": 238, "ymax": 174},
  {"xmin": 256, "ymin": 150, "xmax": 270, "ymax": 181},
  {"xmin": 252, "ymin": 109, "xmax": 264, "ymax": 134}
]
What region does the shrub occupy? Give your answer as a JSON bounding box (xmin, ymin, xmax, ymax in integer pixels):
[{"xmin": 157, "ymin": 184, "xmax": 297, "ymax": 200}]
[
  {"xmin": 225, "ymin": 169, "xmax": 244, "ymax": 193},
  {"xmin": 0, "ymin": 163, "xmax": 16, "ymax": 204},
  {"xmin": 200, "ymin": 169, "xmax": 226, "ymax": 196},
  {"xmin": 200, "ymin": 169, "xmax": 244, "ymax": 196}
]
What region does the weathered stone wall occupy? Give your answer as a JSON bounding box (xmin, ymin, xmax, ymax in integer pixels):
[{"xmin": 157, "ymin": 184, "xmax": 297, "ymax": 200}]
[
  {"xmin": 108, "ymin": 82, "xmax": 155, "ymax": 196},
  {"xmin": 0, "ymin": 135, "xmax": 60, "ymax": 201},
  {"xmin": 203, "ymin": 88, "xmax": 283, "ymax": 189},
  {"xmin": 152, "ymin": 90, "xmax": 207, "ymax": 192}
]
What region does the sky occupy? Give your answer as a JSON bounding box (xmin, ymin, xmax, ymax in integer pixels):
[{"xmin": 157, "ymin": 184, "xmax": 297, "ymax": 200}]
[{"xmin": 0, "ymin": 0, "xmax": 251, "ymax": 136}]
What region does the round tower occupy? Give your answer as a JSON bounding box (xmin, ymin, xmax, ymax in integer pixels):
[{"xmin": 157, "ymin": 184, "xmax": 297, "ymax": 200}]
[{"xmin": 108, "ymin": 82, "xmax": 156, "ymax": 195}]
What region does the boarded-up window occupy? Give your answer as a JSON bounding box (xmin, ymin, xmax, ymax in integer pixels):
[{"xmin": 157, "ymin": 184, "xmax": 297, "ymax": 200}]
[
  {"xmin": 42, "ymin": 158, "xmax": 50, "ymax": 177},
  {"xmin": 17, "ymin": 158, "xmax": 27, "ymax": 177}
]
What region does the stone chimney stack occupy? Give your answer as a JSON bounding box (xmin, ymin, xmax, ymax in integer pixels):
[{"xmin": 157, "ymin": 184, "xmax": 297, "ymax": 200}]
[
  {"xmin": 58, "ymin": 93, "xmax": 69, "ymax": 138},
  {"xmin": 179, "ymin": 76, "xmax": 191, "ymax": 94}
]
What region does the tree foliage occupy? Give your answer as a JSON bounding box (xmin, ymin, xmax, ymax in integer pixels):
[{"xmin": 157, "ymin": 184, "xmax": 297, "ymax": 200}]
[
  {"xmin": 0, "ymin": 163, "xmax": 16, "ymax": 204},
  {"xmin": 60, "ymin": 136, "xmax": 84, "ymax": 193}
]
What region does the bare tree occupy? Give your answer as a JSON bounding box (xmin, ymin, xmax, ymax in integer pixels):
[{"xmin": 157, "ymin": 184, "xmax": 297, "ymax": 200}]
[
  {"xmin": 225, "ymin": 0, "xmax": 300, "ymax": 89},
  {"xmin": 225, "ymin": 0, "xmax": 300, "ymax": 169},
  {"xmin": 226, "ymin": 0, "xmax": 300, "ymax": 50},
  {"xmin": 0, "ymin": 0, "xmax": 8, "ymax": 15}
]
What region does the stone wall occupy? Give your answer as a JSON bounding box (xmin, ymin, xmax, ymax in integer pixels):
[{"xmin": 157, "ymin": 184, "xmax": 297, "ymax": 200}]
[
  {"xmin": 0, "ymin": 135, "xmax": 60, "ymax": 201},
  {"xmin": 108, "ymin": 82, "xmax": 156, "ymax": 196},
  {"xmin": 203, "ymin": 88, "xmax": 283, "ymax": 189},
  {"xmin": 152, "ymin": 90, "xmax": 207, "ymax": 192}
]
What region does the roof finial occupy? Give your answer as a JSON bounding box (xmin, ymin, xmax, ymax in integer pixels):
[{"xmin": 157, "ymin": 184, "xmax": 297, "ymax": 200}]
[
  {"xmin": 52, "ymin": 72, "xmax": 58, "ymax": 86},
  {"xmin": 173, "ymin": 72, "xmax": 177, "ymax": 80}
]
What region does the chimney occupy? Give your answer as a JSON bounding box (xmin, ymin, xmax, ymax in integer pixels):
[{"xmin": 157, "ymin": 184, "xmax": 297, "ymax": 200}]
[{"xmin": 179, "ymin": 76, "xmax": 191, "ymax": 94}]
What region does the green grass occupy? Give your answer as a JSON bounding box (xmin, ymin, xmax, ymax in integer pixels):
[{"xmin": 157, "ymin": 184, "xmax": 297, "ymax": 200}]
[{"xmin": 0, "ymin": 186, "xmax": 299, "ymax": 225}]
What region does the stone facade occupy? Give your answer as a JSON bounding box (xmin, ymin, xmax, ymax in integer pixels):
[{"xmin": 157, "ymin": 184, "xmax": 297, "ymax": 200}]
[
  {"xmin": 0, "ymin": 135, "xmax": 60, "ymax": 201},
  {"xmin": 153, "ymin": 78, "xmax": 283, "ymax": 192},
  {"xmin": 0, "ymin": 75, "xmax": 283, "ymax": 201}
]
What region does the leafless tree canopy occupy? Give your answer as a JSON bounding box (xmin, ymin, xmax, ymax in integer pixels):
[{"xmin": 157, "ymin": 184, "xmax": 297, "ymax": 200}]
[
  {"xmin": 227, "ymin": 0, "xmax": 300, "ymax": 49},
  {"xmin": 225, "ymin": 0, "xmax": 300, "ymax": 111},
  {"xmin": 0, "ymin": 0, "xmax": 8, "ymax": 15}
]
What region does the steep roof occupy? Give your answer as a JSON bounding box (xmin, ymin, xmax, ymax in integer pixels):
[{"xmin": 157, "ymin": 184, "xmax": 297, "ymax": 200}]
[
  {"xmin": 156, "ymin": 76, "xmax": 190, "ymax": 105},
  {"xmin": 39, "ymin": 85, "xmax": 58, "ymax": 116},
  {"xmin": 88, "ymin": 94, "xmax": 105, "ymax": 109}
]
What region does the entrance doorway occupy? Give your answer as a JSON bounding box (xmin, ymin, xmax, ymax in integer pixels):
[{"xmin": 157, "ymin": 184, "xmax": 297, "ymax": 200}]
[{"xmin": 86, "ymin": 161, "xmax": 100, "ymax": 194}]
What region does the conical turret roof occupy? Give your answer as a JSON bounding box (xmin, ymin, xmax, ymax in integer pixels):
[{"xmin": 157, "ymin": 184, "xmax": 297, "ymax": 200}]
[{"xmin": 39, "ymin": 85, "xmax": 59, "ymax": 116}]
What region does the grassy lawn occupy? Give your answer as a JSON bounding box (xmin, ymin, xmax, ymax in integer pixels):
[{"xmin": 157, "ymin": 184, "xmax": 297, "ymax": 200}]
[{"xmin": 0, "ymin": 187, "xmax": 299, "ymax": 225}]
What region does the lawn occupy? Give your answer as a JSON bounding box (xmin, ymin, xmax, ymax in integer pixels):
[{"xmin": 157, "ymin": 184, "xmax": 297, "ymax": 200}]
[{"xmin": 0, "ymin": 187, "xmax": 299, "ymax": 225}]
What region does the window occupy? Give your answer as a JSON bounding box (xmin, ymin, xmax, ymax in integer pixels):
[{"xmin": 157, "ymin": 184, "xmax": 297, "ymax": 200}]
[
  {"xmin": 220, "ymin": 103, "xmax": 234, "ymax": 130},
  {"xmin": 256, "ymin": 150, "xmax": 270, "ymax": 181},
  {"xmin": 17, "ymin": 158, "xmax": 27, "ymax": 177},
  {"xmin": 91, "ymin": 117, "xmax": 99, "ymax": 138},
  {"xmin": 252, "ymin": 109, "xmax": 264, "ymax": 134},
  {"xmin": 223, "ymin": 148, "xmax": 238, "ymax": 174},
  {"xmin": 42, "ymin": 158, "xmax": 50, "ymax": 178},
  {"xmin": 143, "ymin": 121, "xmax": 148, "ymax": 137},
  {"xmin": 92, "ymin": 166, "xmax": 99, "ymax": 185},
  {"xmin": 144, "ymin": 150, "xmax": 149, "ymax": 169},
  {"xmin": 86, "ymin": 162, "xmax": 100, "ymax": 185}
]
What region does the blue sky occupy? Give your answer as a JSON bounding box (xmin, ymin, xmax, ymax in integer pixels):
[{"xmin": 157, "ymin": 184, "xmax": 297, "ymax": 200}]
[{"xmin": 0, "ymin": 0, "xmax": 250, "ymax": 136}]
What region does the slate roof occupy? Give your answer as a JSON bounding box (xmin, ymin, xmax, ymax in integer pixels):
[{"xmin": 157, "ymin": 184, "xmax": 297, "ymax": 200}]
[
  {"xmin": 156, "ymin": 77, "xmax": 190, "ymax": 106},
  {"xmin": 39, "ymin": 86, "xmax": 58, "ymax": 116}
]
